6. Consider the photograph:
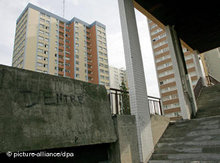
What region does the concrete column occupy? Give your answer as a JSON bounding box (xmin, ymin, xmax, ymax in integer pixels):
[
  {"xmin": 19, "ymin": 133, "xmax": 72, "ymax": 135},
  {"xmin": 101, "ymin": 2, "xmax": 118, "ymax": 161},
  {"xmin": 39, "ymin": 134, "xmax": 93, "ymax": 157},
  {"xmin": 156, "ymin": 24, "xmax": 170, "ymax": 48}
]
[
  {"xmin": 193, "ymin": 50, "xmax": 206, "ymax": 86},
  {"xmin": 118, "ymin": 0, "xmax": 154, "ymax": 162},
  {"xmin": 165, "ymin": 25, "xmax": 197, "ymax": 119}
]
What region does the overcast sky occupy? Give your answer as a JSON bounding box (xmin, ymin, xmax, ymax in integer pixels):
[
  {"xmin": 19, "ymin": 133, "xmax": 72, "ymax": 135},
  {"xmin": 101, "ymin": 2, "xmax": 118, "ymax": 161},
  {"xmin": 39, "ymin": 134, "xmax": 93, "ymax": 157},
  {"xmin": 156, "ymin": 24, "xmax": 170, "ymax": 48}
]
[{"xmin": 0, "ymin": 0, "xmax": 160, "ymax": 97}]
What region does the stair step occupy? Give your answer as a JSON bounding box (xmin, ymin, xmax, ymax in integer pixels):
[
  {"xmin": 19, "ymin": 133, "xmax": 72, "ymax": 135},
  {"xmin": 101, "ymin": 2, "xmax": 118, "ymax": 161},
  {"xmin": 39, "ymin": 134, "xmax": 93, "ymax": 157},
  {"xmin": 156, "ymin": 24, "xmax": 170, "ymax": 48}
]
[
  {"xmin": 159, "ymin": 135, "xmax": 220, "ymax": 143},
  {"xmin": 154, "ymin": 146, "xmax": 220, "ymax": 154},
  {"xmin": 157, "ymin": 140, "xmax": 220, "ymax": 148},
  {"xmin": 151, "ymin": 153, "xmax": 220, "ymax": 161},
  {"xmin": 162, "ymin": 128, "xmax": 220, "ymax": 138},
  {"xmin": 150, "ymin": 85, "xmax": 220, "ymax": 162}
]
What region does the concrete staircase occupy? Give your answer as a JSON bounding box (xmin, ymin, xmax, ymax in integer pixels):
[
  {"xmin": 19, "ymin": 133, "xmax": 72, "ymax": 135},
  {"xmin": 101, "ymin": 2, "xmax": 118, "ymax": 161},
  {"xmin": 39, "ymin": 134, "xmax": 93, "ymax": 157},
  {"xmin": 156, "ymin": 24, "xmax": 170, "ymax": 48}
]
[{"xmin": 149, "ymin": 84, "xmax": 220, "ymax": 162}]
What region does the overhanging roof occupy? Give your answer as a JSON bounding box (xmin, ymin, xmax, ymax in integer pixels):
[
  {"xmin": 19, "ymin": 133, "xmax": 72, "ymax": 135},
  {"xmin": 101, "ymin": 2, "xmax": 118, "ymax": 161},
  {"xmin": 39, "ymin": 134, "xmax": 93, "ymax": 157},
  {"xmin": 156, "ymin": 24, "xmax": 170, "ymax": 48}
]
[{"xmin": 134, "ymin": 0, "xmax": 220, "ymax": 53}]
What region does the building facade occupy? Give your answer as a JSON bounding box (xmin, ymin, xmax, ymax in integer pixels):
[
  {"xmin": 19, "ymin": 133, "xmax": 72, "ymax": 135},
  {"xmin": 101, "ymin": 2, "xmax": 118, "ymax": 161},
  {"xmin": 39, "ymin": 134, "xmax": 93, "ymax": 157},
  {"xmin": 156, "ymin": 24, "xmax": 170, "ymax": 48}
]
[
  {"xmin": 12, "ymin": 3, "xmax": 110, "ymax": 88},
  {"xmin": 200, "ymin": 48, "xmax": 220, "ymax": 82},
  {"xmin": 109, "ymin": 66, "xmax": 127, "ymax": 89},
  {"xmin": 148, "ymin": 19, "xmax": 202, "ymax": 121}
]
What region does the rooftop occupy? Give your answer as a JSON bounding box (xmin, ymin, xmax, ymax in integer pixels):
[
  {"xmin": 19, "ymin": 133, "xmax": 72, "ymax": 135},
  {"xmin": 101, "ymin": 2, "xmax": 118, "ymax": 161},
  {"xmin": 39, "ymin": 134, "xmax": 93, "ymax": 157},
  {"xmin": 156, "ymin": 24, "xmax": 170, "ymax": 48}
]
[{"xmin": 17, "ymin": 3, "xmax": 105, "ymax": 28}]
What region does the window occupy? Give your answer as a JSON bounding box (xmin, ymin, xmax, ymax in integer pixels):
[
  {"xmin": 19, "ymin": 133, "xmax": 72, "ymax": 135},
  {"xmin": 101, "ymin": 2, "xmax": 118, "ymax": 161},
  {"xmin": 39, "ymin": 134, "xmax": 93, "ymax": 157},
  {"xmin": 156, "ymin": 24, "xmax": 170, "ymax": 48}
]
[
  {"xmin": 40, "ymin": 24, "xmax": 44, "ymax": 28},
  {"xmin": 37, "ymin": 62, "xmax": 43, "ymax": 67},
  {"xmin": 39, "ymin": 30, "xmax": 44, "ymax": 34},
  {"xmin": 38, "ymin": 48, "xmax": 43, "ymax": 53},
  {"xmin": 100, "ymin": 75, "xmax": 105, "ymax": 79},
  {"xmin": 45, "ymin": 38, "xmax": 49, "ymax": 42},
  {"xmin": 76, "ymin": 61, "xmax": 79, "ymax": 65},
  {"xmin": 39, "ymin": 36, "xmax": 44, "ymax": 40},
  {"xmin": 40, "ymin": 13, "xmax": 45, "ymax": 17},
  {"xmin": 37, "ymin": 55, "xmax": 43, "ymax": 60},
  {"xmin": 76, "ymin": 67, "xmax": 79, "ymax": 71},
  {"xmin": 76, "ymin": 74, "xmax": 80, "ymax": 78},
  {"xmin": 38, "ymin": 42, "xmax": 44, "ymax": 47},
  {"xmin": 151, "ymin": 28, "xmax": 163, "ymax": 36},
  {"xmin": 45, "ymin": 44, "xmax": 49, "ymax": 48},
  {"xmin": 75, "ymin": 49, "xmax": 79, "ymax": 53},
  {"xmin": 40, "ymin": 18, "xmax": 45, "ymax": 22},
  {"xmin": 150, "ymin": 24, "xmax": 157, "ymax": 30}
]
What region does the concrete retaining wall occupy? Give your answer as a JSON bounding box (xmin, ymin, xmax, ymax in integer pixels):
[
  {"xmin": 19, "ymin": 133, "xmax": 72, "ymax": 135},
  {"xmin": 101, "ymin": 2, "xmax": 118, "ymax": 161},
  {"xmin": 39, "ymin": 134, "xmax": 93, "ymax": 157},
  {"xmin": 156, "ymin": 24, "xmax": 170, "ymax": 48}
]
[
  {"xmin": 0, "ymin": 65, "xmax": 116, "ymax": 152},
  {"xmin": 110, "ymin": 115, "xmax": 140, "ymax": 163}
]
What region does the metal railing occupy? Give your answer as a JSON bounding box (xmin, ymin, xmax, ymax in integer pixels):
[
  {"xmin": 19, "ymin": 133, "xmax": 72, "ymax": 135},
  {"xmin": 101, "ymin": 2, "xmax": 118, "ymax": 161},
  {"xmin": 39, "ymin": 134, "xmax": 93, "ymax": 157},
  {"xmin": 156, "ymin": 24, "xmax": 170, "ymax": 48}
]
[{"xmin": 108, "ymin": 88, "xmax": 163, "ymax": 115}]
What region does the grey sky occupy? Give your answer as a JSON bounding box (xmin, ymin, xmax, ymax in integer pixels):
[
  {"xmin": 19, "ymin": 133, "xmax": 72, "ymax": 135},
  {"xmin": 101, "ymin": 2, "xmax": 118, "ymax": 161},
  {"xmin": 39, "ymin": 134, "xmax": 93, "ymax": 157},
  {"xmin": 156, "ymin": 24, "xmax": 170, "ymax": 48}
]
[{"xmin": 0, "ymin": 0, "xmax": 159, "ymax": 97}]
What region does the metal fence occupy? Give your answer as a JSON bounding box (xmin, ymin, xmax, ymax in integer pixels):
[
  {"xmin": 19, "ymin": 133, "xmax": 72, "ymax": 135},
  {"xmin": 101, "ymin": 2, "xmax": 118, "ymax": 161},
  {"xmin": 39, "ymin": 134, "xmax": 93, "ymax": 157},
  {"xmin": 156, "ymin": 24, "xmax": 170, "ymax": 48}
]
[{"xmin": 108, "ymin": 88, "xmax": 163, "ymax": 115}]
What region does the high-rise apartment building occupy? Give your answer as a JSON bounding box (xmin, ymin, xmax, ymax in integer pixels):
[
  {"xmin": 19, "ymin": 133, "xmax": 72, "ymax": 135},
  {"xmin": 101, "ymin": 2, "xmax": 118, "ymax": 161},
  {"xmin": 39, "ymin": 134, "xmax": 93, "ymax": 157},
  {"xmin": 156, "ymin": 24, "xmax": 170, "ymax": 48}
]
[
  {"xmin": 109, "ymin": 66, "xmax": 127, "ymax": 89},
  {"xmin": 148, "ymin": 19, "xmax": 202, "ymax": 121},
  {"xmin": 200, "ymin": 48, "xmax": 220, "ymax": 82},
  {"xmin": 12, "ymin": 3, "xmax": 110, "ymax": 88}
]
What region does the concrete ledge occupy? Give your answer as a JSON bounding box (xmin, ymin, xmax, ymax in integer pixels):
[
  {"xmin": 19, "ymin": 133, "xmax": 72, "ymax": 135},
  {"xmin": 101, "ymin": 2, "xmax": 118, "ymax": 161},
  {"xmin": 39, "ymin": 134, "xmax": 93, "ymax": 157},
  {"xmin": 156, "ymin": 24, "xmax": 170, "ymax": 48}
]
[
  {"xmin": 110, "ymin": 115, "xmax": 140, "ymax": 163},
  {"xmin": 0, "ymin": 65, "xmax": 117, "ymax": 152},
  {"xmin": 151, "ymin": 115, "xmax": 170, "ymax": 146}
]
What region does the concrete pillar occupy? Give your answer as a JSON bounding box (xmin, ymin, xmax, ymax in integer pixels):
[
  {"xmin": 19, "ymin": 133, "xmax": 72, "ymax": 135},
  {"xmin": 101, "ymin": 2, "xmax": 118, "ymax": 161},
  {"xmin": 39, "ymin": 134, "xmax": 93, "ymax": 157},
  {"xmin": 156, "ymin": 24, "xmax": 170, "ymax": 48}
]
[
  {"xmin": 193, "ymin": 50, "xmax": 207, "ymax": 86},
  {"xmin": 165, "ymin": 25, "xmax": 197, "ymax": 119},
  {"xmin": 118, "ymin": 0, "xmax": 154, "ymax": 162}
]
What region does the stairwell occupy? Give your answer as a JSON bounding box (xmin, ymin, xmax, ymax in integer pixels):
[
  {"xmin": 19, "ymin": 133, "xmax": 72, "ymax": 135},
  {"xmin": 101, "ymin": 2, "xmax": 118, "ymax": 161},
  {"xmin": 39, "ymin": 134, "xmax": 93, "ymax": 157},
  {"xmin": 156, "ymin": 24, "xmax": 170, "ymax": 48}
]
[{"xmin": 149, "ymin": 84, "xmax": 220, "ymax": 162}]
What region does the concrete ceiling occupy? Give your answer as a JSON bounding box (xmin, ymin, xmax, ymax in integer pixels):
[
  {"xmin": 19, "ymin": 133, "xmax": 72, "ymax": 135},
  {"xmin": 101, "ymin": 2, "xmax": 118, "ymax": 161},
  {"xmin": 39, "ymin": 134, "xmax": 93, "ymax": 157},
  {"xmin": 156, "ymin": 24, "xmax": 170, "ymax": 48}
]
[{"xmin": 134, "ymin": 0, "xmax": 220, "ymax": 53}]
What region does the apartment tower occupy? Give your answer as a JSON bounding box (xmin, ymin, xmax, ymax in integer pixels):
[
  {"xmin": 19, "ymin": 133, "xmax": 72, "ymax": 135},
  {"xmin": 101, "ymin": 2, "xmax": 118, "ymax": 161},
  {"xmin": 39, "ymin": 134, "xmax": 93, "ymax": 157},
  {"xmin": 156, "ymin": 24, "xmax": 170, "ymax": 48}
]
[
  {"xmin": 12, "ymin": 3, "xmax": 110, "ymax": 88},
  {"xmin": 200, "ymin": 48, "xmax": 220, "ymax": 82},
  {"xmin": 109, "ymin": 66, "xmax": 128, "ymax": 89},
  {"xmin": 148, "ymin": 19, "xmax": 202, "ymax": 121}
]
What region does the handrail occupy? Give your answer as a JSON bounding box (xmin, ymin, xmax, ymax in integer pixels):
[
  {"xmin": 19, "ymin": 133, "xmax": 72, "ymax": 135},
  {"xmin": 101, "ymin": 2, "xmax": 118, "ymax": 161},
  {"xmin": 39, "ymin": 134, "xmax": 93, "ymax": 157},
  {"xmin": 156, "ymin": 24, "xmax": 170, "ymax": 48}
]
[
  {"xmin": 109, "ymin": 88, "xmax": 160, "ymax": 99},
  {"xmin": 108, "ymin": 88, "xmax": 163, "ymax": 115}
]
